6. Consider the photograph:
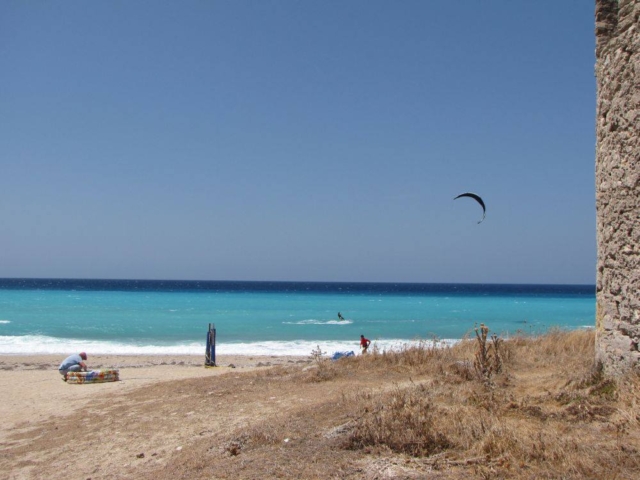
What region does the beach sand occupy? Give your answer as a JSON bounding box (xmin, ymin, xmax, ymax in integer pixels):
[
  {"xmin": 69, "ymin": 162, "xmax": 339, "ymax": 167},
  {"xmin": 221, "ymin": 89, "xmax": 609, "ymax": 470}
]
[
  {"xmin": 0, "ymin": 354, "xmax": 310, "ymax": 432},
  {"xmin": 0, "ymin": 353, "xmax": 312, "ymax": 479}
]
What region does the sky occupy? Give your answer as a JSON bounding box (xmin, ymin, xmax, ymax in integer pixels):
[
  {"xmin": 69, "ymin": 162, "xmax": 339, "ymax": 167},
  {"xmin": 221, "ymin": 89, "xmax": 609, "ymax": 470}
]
[{"xmin": 1, "ymin": 1, "xmax": 596, "ymax": 284}]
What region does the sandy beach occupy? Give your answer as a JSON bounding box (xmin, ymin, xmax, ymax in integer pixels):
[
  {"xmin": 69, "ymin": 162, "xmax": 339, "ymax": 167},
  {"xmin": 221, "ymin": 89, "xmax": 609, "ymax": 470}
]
[
  {"xmin": 0, "ymin": 353, "xmax": 312, "ymax": 480},
  {"xmin": 0, "ymin": 353, "xmax": 310, "ymax": 431}
]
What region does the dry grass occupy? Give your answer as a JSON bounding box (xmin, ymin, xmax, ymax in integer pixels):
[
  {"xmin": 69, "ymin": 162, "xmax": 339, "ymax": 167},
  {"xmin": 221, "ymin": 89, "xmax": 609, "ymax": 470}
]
[
  {"xmin": 336, "ymin": 328, "xmax": 640, "ymax": 478},
  {"xmin": 4, "ymin": 328, "xmax": 640, "ymax": 479},
  {"xmin": 139, "ymin": 327, "xmax": 640, "ymax": 479}
]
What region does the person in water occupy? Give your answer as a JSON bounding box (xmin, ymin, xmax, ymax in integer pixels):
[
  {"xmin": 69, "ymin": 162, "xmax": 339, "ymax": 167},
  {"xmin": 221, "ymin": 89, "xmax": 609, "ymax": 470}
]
[
  {"xmin": 59, "ymin": 352, "xmax": 88, "ymax": 378},
  {"xmin": 360, "ymin": 335, "xmax": 371, "ymax": 353},
  {"xmin": 338, "ymin": 312, "xmax": 345, "ymax": 321}
]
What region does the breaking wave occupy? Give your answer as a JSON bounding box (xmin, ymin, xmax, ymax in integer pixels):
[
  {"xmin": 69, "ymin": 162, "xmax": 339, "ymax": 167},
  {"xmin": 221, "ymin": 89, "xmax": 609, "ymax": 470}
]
[
  {"xmin": 0, "ymin": 334, "xmax": 456, "ymax": 356},
  {"xmin": 282, "ymin": 319, "xmax": 352, "ymax": 326}
]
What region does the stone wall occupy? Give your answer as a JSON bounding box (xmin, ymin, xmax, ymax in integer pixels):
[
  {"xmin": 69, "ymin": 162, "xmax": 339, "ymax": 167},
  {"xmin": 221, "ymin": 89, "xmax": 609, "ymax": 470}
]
[{"xmin": 595, "ymin": 0, "xmax": 640, "ymax": 374}]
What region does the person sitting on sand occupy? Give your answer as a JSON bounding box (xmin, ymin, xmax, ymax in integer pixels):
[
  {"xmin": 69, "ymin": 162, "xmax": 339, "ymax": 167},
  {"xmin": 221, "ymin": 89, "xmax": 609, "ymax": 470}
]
[
  {"xmin": 59, "ymin": 352, "xmax": 88, "ymax": 378},
  {"xmin": 360, "ymin": 335, "xmax": 371, "ymax": 353}
]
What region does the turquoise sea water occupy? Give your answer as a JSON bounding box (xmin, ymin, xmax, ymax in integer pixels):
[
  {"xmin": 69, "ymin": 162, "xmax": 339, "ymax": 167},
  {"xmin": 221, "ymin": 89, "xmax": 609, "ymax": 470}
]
[{"xmin": 0, "ymin": 279, "xmax": 595, "ymax": 356}]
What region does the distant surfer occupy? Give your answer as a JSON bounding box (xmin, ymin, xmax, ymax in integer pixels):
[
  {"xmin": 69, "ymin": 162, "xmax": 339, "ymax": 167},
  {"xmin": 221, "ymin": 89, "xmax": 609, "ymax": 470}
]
[
  {"xmin": 360, "ymin": 335, "xmax": 371, "ymax": 354},
  {"xmin": 338, "ymin": 312, "xmax": 344, "ymax": 321}
]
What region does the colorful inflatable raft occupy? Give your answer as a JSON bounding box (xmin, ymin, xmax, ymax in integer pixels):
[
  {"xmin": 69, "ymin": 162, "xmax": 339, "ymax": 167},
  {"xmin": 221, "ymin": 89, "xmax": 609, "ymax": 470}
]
[{"xmin": 65, "ymin": 369, "xmax": 119, "ymax": 384}]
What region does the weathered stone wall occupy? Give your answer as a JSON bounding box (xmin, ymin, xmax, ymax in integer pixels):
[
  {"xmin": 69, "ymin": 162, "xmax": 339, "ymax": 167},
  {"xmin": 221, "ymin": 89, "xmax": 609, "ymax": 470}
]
[{"xmin": 595, "ymin": 0, "xmax": 640, "ymax": 374}]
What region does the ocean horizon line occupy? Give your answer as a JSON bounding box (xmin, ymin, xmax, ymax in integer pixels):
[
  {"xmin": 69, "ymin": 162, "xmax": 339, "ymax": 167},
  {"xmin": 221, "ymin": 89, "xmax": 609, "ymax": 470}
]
[{"xmin": 0, "ymin": 277, "xmax": 596, "ymax": 288}]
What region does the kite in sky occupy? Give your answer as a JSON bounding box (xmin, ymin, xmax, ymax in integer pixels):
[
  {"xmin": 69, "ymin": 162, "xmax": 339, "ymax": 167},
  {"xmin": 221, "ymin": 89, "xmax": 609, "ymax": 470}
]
[{"xmin": 454, "ymin": 192, "xmax": 486, "ymax": 224}]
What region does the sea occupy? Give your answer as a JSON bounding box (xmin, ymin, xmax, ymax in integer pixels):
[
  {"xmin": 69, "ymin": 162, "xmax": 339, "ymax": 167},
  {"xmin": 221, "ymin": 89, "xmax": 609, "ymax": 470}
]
[{"xmin": 0, "ymin": 279, "xmax": 596, "ymax": 357}]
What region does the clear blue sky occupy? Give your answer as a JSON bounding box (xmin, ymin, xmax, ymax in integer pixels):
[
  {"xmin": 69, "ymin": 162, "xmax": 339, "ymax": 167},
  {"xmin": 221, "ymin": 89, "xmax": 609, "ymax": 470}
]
[{"xmin": 1, "ymin": 1, "xmax": 596, "ymax": 284}]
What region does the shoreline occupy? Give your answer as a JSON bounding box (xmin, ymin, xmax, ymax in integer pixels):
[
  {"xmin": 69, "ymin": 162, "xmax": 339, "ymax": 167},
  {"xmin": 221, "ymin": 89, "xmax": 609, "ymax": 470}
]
[
  {"xmin": 0, "ymin": 338, "xmax": 459, "ymax": 358},
  {"xmin": 0, "ymin": 353, "xmax": 310, "ymax": 370}
]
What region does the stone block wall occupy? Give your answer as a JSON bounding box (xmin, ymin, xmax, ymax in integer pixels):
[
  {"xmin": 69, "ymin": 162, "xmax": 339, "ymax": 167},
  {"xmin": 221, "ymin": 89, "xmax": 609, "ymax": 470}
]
[{"xmin": 595, "ymin": 0, "xmax": 640, "ymax": 374}]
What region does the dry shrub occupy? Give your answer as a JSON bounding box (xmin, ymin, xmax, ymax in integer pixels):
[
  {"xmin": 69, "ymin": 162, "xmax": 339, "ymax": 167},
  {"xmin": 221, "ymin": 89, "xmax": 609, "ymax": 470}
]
[
  {"xmin": 304, "ymin": 345, "xmax": 339, "ymax": 382},
  {"xmin": 346, "ymin": 383, "xmax": 453, "ymax": 456},
  {"xmin": 554, "ymin": 356, "xmax": 618, "ymax": 414},
  {"xmin": 476, "ymin": 423, "xmax": 523, "ymax": 460},
  {"xmin": 307, "ymin": 360, "xmax": 339, "ymax": 382},
  {"xmin": 363, "ymin": 339, "xmax": 461, "ymax": 379},
  {"xmin": 614, "ymin": 368, "xmax": 640, "ymax": 425},
  {"xmin": 247, "ymin": 364, "xmax": 297, "ymax": 381},
  {"xmin": 466, "ymin": 388, "xmax": 509, "ymax": 413},
  {"xmin": 346, "ymin": 378, "xmax": 637, "ymax": 477},
  {"xmin": 542, "ymin": 328, "xmax": 595, "ymax": 359},
  {"xmin": 511, "ymin": 328, "xmax": 595, "ymax": 369},
  {"xmin": 346, "ymin": 381, "xmax": 517, "ymax": 459},
  {"xmin": 381, "ymin": 338, "xmax": 453, "ymax": 363},
  {"xmin": 448, "ymin": 334, "xmax": 515, "ymax": 379},
  {"xmin": 239, "ymin": 421, "xmax": 282, "ymax": 447},
  {"xmin": 223, "ymin": 407, "xmax": 315, "ymax": 454},
  {"xmin": 342, "ymin": 329, "xmax": 640, "ymax": 477},
  {"xmin": 473, "ymin": 323, "xmax": 504, "ymax": 381},
  {"xmin": 221, "ymin": 434, "xmax": 249, "ymax": 456},
  {"xmin": 575, "ymin": 362, "xmax": 618, "ymax": 400},
  {"xmin": 448, "ymin": 359, "xmax": 475, "ymax": 381},
  {"xmin": 248, "ymin": 329, "xmax": 635, "ymax": 476}
]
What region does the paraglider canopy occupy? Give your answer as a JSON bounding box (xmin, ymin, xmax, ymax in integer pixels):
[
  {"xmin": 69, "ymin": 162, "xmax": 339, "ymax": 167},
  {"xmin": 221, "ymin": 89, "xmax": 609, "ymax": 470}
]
[{"xmin": 454, "ymin": 192, "xmax": 486, "ymax": 224}]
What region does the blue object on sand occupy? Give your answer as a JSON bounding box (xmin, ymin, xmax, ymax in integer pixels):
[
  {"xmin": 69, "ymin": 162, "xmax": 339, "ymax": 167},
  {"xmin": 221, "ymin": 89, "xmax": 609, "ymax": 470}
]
[{"xmin": 331, "ymin": 351, "xmax": 355, "ymax": 360}]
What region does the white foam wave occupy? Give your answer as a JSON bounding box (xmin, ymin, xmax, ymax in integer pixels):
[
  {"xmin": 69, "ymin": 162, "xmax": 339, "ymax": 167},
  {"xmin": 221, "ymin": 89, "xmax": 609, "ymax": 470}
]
[
  {"xmin": 0, "ymin": 320, "xmax": 10, "ymax": 324},
  {"xmin": 281, "ymin": 319, "xmax": 352, "ymax": 326},
  {"xmin": 0, "ymin": 335, "xmax": 457, "ymax": 356},
  {"xmin": 0, "ymin": 335, "xmax": 204, "ymax": 355}
]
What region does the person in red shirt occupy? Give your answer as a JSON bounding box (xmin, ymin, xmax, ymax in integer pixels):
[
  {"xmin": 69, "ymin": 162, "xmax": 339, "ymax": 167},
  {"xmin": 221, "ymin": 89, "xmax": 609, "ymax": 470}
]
[{"xmin": 360, "ymin": 335, "xmax": 371, "ymax": 353}]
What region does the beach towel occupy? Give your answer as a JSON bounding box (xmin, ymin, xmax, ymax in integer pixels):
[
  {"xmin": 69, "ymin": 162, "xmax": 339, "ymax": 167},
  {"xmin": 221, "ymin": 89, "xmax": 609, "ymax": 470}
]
[
  {"xmin": 331, "ymin": 351, "xmax": 355, "ymax": 361},
  {"xmin": 65, "ymin": 369, "xmax": 119, "ymax": 384}
]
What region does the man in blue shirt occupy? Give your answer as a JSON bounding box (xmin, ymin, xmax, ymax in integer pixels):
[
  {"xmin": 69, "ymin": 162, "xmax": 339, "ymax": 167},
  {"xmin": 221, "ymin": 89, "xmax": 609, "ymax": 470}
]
[{"xmin": 59, "ymin": 352, "xmax": 88, "ymax": 378}]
